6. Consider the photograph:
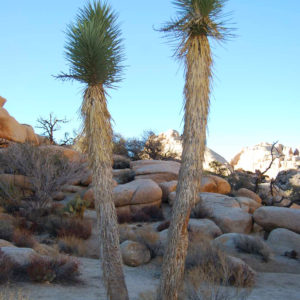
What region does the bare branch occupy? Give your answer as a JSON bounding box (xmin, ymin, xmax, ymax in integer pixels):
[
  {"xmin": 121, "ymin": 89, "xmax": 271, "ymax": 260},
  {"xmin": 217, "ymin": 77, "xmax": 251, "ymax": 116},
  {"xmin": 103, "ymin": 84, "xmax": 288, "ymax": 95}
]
[{"xmin": 36, "ymin": 112, "xmax": 69, "ymax": 144}]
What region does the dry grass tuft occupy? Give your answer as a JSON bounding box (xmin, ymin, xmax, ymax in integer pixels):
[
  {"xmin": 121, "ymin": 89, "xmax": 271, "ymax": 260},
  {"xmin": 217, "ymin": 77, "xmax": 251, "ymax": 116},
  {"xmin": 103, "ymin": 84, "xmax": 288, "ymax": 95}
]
[
  {"xmin": 118, "ymin": 206, "xmax": 164, "ymax": 224},
  {"xmin": 119, "ymin": 225, "xmax": 161, "ymax": 258},
  {"xmin": 138, "ymin": 290, "xmax": 157, "ymax": 300},
  {"xmin": 135, "ymin": 226, "xmax": 160, "ymax": 258},
  {"xmin": 58, "ymin": 218, "xmax": 92, "ymax": 240},
  {"xmin": 157, "ymin": 220, "xmax": 170, "ymax": 232},
  {"xmin": 117, "ymin": 211, "xmax": 132, "ymax": 224},
  {"xmin": 26, "ymin": 255, "xmax": 80, "ymax": 283},
  {"xmin": 183, "ymin": 233, "xmax": 254, "ymax": 300},
  {"xmin": 58, "ymin": 236, "xmax": 87, "ymax": 257},
  {"xmin": 234, "ymin": 235, "xmax": 272, "ymax": 262},
  {"xmin": 191, "ymin": 201, "xmax": 213, "ymax": 219},
  {"xmin": 12, "ymin": 229, "xmax": 36, "ymax": 248},
  {"xmin": 0, "ymin": 249, "xmax": 17, "ymax": 284},
  {"xmin": 0, "ymin": 289, "xmax": 29, "ymax": 300}
]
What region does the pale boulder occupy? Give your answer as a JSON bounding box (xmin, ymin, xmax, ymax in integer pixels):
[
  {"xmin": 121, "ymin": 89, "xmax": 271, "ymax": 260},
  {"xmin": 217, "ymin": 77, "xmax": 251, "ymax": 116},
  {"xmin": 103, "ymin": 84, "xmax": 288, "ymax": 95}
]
[
  {"xmin": 188, "ymin": 218, "xmax": 222, "ymax": 238},
  {"xmin": 267, "ymin": 228, "xmax": 300, "ymax": 256},
  {"xmin": 253, "ymin": 206, "xmax": 300, "ymax": 233},
  {"xmin": 0, "ymin": 239, "xmax": 15, "ymax": 247},
  {"xmin": 114, "ymin": 179, "xmax": 162, "ymax": 207},
  {"xmin": 0, "ymin": 247, "xmax": 36, "ymax": 265},
  {"xmin": 131, "ymin": 160, "xmax": 180, "ymax": 183},
  {"xmin": 193, "ymin": 193, "xmax": 253, "ymax": 234}
]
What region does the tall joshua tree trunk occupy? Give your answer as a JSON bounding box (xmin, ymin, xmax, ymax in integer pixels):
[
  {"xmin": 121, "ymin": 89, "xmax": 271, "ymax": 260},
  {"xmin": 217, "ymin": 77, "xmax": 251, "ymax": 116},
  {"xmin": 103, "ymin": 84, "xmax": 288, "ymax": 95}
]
[
  {"xmin": 82, "ymin": 85, "xmax": 129, "ymax": 300},
  {"xmin": 157, "ymin": 36, "xmax": 212, "ymax": 300}
]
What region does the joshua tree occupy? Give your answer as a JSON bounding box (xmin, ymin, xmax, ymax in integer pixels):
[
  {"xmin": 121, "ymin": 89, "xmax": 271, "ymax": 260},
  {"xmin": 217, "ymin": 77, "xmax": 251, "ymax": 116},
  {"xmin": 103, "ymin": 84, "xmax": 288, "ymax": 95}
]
[
  {"xmin": 57, "ymin": 2, "xmax": 128, "ymax": 299},
  {"xmin": 157, "ymin": 1, "xmax": 231, "ymax": 299}
]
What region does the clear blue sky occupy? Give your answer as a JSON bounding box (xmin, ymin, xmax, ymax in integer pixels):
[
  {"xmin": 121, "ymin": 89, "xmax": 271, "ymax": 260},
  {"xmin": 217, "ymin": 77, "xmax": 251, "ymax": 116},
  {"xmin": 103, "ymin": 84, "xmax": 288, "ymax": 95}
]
[{"xmin": 0, "ymin": 1, "xmax": 299, "ymax": 160}]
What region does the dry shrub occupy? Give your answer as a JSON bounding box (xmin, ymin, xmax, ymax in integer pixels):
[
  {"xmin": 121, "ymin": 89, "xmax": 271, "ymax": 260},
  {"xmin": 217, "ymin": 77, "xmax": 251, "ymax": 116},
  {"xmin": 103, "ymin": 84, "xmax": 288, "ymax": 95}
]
[
  {"xmin": 117, "ymin": 206, "xmax": 164, "ymax": 224},
  {"xmin": 234, "ymin": 235, "xmax": 271, "ymax": 262},
  {"xmin": 0, "ymin": 289, "xmax": 29, "ymax": 300},
  {"xmin": 0, "ymin": 183, "xmax": 23, "ymax": 214},
  {"xmin": 39, "ymin": 215, "xmax": 91, "ymax": 240},
  {"xmin": 112, "ymin": 155, "xmax": 130, "ymax": 169},
  {"xmin": 58, "ymin": 236, "xmax": 87, "ymax": 256},
  {"xmin": 0, "ymin": 220, "xmax": 14, "ymax": 241},
  {"xmin": 132, "ymin": 226, "xmax": 161, "ymax": 258},
  {"xmin": 0, "ymin": 143, "xmax": 87, "ymax": 209},
  {"xmin": 119, "ymin": 224, "xmax": 161, "ymax": 257},
  {"xmin": 26, "ymin": 255, "xmax": 80, "ymax": 283},
  {"xmin": 157, "ymin": 220, "xmax": 170, "ymax": 232},
  {"xmin": 132, "ymin": 206, "xmax": 164, "ymax": 222},
  {"xmin": 184, "ymin": 234, "xmax": 254, "ymax": 300},
  {"xmin": 12, "ymin": 229, "xmax": 36, "ymax": 248},
  {"xmin": 58, "ymin": 218, "xmax": 92, "ymax": 240},
  {"xmin": 191, "ymin": 201, "xmax": 213, "ymax": 219},
  {"xmin": 138, "ymin": 291, "xmax": 156, "ymax": 300},
  {"xmin": 117, "ymin": 211, "xmax": 132, "ymax": 224},
  {"xmin": 0, "ymin": 249, "xmax": 16, "ymax": 284},
  {"xmin": 114, "ymin": 169, "xmax": 135, "ymax": 184}
]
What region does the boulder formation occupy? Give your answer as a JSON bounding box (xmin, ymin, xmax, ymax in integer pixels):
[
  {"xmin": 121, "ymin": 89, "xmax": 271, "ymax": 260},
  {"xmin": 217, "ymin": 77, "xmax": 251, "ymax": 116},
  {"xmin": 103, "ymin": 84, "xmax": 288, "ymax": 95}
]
[
  {"xmin": 146, "ymin": 129, "xmax": 229, "ymax": 172},
  {"xmin": 231, "ymin": 142, "xmax": 300, "ymax": 179},
  {"xmin": 0, "ymin": 96, "xmax": 43, "ymax": 145}
]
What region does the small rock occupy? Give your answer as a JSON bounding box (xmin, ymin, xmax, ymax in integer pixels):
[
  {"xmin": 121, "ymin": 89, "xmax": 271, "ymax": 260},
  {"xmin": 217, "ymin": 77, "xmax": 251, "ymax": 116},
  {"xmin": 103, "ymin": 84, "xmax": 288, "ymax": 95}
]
[
  {"xmin": 0, "ymin": 247, "xmax": 36, "ymax": 265},
  {"xmin": 121, "ymin": 240, "xmax": 151, "ymax": 267}
]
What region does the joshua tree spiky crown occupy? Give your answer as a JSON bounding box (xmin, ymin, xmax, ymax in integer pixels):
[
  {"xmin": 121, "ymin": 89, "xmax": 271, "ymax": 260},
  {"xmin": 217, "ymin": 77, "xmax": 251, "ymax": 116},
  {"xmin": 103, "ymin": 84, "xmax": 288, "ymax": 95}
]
[
  {"xmin": 160, "ymin": 0, "xmax": 232, "ymax": 57},
  {"xmin": 58, "ymin": 1, "xmax": 124, "ymax": 88}
]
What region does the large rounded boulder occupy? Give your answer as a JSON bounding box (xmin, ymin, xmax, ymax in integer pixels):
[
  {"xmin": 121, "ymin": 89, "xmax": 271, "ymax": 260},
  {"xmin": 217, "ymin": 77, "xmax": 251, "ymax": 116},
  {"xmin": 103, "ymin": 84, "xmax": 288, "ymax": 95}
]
[
  {"xmin": 114, "ymin": 179, "xmax": 162, "ymax": 215},
  {"xmin": 253, "ymin": 206, "xmax": 300, "ymax": 233}
]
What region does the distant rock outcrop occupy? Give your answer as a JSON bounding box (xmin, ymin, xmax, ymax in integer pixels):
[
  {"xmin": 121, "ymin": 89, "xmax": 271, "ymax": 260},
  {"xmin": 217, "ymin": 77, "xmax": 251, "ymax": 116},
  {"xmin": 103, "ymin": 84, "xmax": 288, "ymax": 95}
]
[
  {"xmin": 231, "ymin": 142, "xmax": 300, "ymax": 179},
  {"xmin": 153, "ymin": 129, "xmax": 229, "ymax": 171}
]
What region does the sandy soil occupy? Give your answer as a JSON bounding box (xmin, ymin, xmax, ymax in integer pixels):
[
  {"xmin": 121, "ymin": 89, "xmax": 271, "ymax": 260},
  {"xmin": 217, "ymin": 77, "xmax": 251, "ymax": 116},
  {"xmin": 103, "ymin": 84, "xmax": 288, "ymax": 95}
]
[{"xmin": 3, "ymin": 257, "xmax": 300, "ymax": 300}]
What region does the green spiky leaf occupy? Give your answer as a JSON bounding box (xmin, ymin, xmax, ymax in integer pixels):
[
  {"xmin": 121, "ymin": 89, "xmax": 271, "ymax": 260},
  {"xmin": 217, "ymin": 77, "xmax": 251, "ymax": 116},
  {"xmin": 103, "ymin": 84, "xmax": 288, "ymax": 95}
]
[
  {"xmin": 160, "ymin": 0, "xmax": 233, "ymax": 57},
  {"xmin": 57, "ymin": 1, "xmax": 124, "ymax": 88}
]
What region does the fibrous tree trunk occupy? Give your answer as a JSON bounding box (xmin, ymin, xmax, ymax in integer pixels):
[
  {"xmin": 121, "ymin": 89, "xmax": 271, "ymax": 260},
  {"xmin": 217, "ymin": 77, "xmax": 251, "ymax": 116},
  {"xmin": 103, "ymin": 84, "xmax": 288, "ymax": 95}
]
[
  {"xmin": 157, "ymin": 36, "xmax": 212, "ymax": 300},
  {"xmin": 82, "ymin": 85, "xmax": 129, "ymax": 300}
]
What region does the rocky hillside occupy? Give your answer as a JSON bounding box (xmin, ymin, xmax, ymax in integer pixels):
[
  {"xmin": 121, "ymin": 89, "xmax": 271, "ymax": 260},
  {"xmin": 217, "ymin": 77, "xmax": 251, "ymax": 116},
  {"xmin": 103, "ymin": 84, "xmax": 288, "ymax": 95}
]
[{"xmin": 231, "ymin": 142, "xmax": 300, "ymax": 179}]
